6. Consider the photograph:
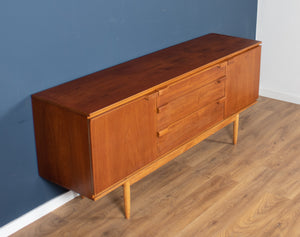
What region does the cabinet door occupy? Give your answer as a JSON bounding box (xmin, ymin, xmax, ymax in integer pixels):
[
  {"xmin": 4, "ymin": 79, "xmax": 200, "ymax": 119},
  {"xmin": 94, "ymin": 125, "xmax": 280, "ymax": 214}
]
[
  {"xmin": 225, "ymin": 46, "xmax": 261, "ymax": 117},
  {"xmin": 90, "ymin": 93, "xmax": 157, "ymax": 194}
]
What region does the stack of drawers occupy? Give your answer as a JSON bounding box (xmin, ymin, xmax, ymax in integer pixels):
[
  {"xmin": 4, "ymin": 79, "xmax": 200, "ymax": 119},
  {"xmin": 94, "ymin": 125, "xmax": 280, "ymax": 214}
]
[{"xmin": 157, "ymin": 63, "xmax": 227, "ymax": 155}]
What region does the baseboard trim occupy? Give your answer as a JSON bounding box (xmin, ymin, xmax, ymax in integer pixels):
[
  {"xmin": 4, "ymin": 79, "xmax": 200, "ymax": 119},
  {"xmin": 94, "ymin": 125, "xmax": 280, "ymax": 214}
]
[
  {"xmin": 259, "ymin": 88, "xmax": 300, "ymax": 105},
  {"xmin": 0, "ymin": 191, "xmax": 78, "ymax": 237}
]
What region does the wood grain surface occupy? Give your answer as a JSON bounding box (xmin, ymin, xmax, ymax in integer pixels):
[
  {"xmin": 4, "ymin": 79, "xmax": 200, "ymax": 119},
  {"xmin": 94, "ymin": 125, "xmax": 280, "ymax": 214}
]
[
  {"xmin": 90, "ymin": 94, "xmax": 157, "ymax": 194},
  {"xmin": 157, "ymin": 77, "xmax": 226, "ymax": 130},
  {"xmin": 156, "ymin": 62, "xmax": 226, "ymax": 107},
  {"xmin": 32, "ymin": 34, "xmax": 260, "ymax": 118},
  {"xmin": 225, "ymin": 45, "xmax": 261, "ymax": 117},
  {"xmin": 158, "ymin": 100, "xmax": 224, "ymax": 155},
  {"xmin": 15, "ymin": 97, "xmax": 300, "ymax": 236},
  {"xmin": 32, "ymin": 98, "xmax": 93, "ymax": 197}
]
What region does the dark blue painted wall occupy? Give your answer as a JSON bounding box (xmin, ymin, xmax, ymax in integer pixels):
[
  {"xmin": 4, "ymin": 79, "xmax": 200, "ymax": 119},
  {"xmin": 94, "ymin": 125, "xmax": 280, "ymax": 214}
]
[{"xmin": 0, "ymin": 0, "xmax": 257, "ymax": 227}]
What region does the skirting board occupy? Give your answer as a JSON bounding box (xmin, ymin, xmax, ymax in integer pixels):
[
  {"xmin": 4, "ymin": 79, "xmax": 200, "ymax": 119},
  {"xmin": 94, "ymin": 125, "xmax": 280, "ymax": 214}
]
[
  {"xmin": 260, "ymin": 88, "xmax": 300, "ymax": 105},
  {"xmin": 0, "ymin": 191, "xmax": 78, "ymax": 237}
]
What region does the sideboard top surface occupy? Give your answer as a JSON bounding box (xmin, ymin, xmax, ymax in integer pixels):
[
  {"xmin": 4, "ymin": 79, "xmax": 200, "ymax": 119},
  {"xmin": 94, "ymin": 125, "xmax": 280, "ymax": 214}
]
[{"xmin": 32, "ymin": 33, "xmax": 261, "ymax": 118}]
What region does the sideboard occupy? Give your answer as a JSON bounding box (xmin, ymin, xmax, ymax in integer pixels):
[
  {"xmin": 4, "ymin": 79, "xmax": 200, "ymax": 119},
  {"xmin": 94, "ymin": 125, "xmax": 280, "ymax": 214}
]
[{"xmin": 32, "ymin": 33, "xmax": 261, "ymax": 219}]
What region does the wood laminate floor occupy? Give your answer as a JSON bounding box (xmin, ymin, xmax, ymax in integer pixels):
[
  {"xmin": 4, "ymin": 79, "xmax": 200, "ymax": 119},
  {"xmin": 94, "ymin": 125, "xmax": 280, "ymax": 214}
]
[{"xmin": 11, "ymin": 97, "xmax": 300, "ymax": 237}]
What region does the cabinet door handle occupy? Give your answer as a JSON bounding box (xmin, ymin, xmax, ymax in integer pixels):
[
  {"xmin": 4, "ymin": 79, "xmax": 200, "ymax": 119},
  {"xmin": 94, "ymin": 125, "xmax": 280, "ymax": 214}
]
[
  {"xmin": 157, "ymin": 128, "xmax": 169, "ymax": 137},
  {"xmin": 157, "ymin": 86, "xmax": 169, "ymax": 96},
  {"xmin": 157, "ymin": 103, "xmax": 169, "ymax": 113}
]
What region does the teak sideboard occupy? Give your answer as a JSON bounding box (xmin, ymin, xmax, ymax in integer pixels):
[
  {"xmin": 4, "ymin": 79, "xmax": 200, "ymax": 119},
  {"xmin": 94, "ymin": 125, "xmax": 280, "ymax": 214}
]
[{"xmin": 32, "ymin": 33, "xmax": 261, "ymax": 219}]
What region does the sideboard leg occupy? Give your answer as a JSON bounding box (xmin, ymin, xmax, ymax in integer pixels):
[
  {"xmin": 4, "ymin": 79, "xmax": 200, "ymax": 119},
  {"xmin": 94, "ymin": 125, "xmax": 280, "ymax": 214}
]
[
  {"xmin": 123, "ymin": 181, "xmax": 131, "ymax": 219},
  {"xmin": 233, "ymin": 113, "xmax": 239, "ymax": 145}
]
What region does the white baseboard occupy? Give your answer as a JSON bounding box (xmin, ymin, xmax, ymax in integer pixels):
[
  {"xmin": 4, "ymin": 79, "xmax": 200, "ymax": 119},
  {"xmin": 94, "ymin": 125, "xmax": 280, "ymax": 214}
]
[
  {"xmin": 0, "ymin": 191, "xmax": 78, "ymax": 237},
  {"xmin": 259, "ymin": 88, "xmax": 300, "ymax": 105}
]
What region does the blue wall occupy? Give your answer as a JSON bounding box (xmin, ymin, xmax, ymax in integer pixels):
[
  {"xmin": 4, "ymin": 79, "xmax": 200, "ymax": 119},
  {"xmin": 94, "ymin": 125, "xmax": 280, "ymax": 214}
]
[{"xmin": 0, "ymin": 0, "xmax": 258, "ymax": 227}]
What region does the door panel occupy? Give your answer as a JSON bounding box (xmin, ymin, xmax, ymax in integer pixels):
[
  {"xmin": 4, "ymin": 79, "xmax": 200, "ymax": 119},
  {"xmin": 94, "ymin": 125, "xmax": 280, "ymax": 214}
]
[
  {"xmin": 90, "ymin": 93, "xmax": 157, "ymax": 194},
  {"xmin": 225, "ymin": 46, "xmax": 261, "ymax": 117}
]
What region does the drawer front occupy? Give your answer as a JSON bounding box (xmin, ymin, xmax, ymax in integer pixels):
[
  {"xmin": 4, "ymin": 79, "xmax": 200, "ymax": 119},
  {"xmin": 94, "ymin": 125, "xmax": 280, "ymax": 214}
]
[
  {"xmin": 157, "ymin": 62, "xmax": 226, "ymax": 107},
  {"xmin": 157, "ymin": 100, "xmax": 225, "ymax": 156},
  {"xmin": 157, "ymin": 77, "xmax": 226, "ymax": 130}
]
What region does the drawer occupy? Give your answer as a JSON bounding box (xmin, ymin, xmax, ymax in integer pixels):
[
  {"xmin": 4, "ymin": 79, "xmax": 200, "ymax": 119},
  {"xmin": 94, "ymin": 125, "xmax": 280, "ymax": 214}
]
[
  {"xmin": 157, "ymin": 62, "xmax": 226, "ymax": 107},
  {"xmin": 157, "ymin": 100, "xmax": 225, "ymax": 156},
  {"xmin": 157, "ymin": 77, "xmax": 226, "ymax": 130}
]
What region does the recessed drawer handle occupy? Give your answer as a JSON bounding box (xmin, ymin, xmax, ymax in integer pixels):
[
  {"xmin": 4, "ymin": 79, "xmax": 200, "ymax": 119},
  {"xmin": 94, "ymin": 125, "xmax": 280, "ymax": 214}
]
[
  {"xmin": 143, "ymin": 92, "xmax": 157, "ymax": 101},
  {"xmin": 157, "ymin": 128, "xmax": 169, "ymax": 137},
  {"xmin": 216, "ymin": 97, "xmax": 226, "ymax": 104},
  {"xmin": 157, "ymin": 86, "xmax": 169, "ymax": 96},
  {"xmin": 216, "ymin": 76, "xmax": 226, "ymax": 84},
  {"xmin": 157, "ymin": 104, "xmax": 169, "ymax": 113}
]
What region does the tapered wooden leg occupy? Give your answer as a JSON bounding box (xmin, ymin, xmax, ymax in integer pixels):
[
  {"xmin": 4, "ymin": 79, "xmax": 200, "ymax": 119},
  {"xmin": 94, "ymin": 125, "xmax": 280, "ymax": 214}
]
[
  {"xmin": 123, "ymin": 181, "xmax": 131, "ymax": 219},
  {"xmin": 233, "ymin": 113, "xmax": 239, "ymax": 145}
]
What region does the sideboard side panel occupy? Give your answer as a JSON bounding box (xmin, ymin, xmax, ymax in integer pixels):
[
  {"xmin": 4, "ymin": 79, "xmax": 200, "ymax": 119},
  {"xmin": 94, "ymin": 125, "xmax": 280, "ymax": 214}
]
[
  {"xmin": 32, "ymin": 98, "xmax": 93, "ymax": 197},
  {"xmin": 90, "ymin": 94, "xmax": 157, "ymax": 194},
  {"xmin": 225, "ymin": 46, "xmax": 261, "ymax": 117}
]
